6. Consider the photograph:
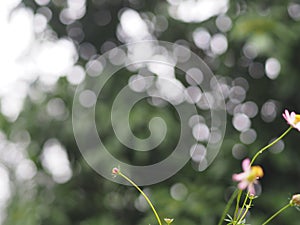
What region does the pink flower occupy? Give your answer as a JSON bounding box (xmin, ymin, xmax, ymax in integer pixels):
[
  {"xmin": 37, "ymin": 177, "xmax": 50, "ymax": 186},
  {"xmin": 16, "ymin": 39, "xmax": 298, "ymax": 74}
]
[
  {"xmin": 112, "ymin": 167, "xmax": 119, "ymax": 175},
  {"xmin": 232, "ymin": 158, "xmax": 264, "ymax": 196},
  {"xmin": 282, "ymin": 110, "xmax": 300, "ymax": 131}
]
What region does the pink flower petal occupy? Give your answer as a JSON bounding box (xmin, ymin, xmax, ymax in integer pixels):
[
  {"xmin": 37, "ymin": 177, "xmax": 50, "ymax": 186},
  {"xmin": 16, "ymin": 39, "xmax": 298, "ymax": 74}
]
[
  {"xmin": 291, "ymin": 112, "xmax": 296, "ymax": 118},
  {"xmin": 242, "ymin": 158, "xmax": 250, "ymax": 172},
  {"xmin": 232, "ymin": 172, "xmax": 247, "ymax": 181},
  {"xmin": 238, "ymin": 180, "xmax": 249, "ymax": 190},
  {"xmin": 248, "ymin": 184, "xmax": 256, "ymax": 196},
  {"xmin": 282, "ymin": 110, "xmax": 289, "ymax": 120},
  {"xmin": 283, "ymin": 110, "xmax": 298, "ymax": 127},
  {"xmin": 295, "ymin": 123, "xmax": 300, "ymax": 132}
]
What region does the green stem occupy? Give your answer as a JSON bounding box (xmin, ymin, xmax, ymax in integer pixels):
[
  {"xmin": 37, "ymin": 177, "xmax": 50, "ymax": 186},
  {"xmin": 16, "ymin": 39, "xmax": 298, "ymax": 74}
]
[
  {"xmin": 237, "ymin": 196, "xmax": 253, "ymax": 224},
  {"xmin": 118, "ymin": 171, "xmax": 162, "ymax": 225},
  {"xmin": 233, "ymin": 190, "xmax": 243, "ymax": 220},
  {"xmin": 217, "ymin": 189, "xmax": 239, "ymax": 225},
  {"xmin": 235, "ymin": 193, "xmax": 250, "ymax": 224},
  {"xmin": 261, "ymin": 203, "xmax": 291, "ymax": 225},
  {"xmin": 250, "ymin": 126, "xmax": 292, "ymax": 165}
]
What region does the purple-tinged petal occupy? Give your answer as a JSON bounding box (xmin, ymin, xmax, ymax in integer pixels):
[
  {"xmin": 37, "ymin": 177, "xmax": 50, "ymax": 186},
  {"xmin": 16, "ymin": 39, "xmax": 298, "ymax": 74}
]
[
  {"xmin": 242, "ymin": 158, "xmax": 250, "ymax": 172},
  {"xmin": 232, "ymin": 172, "xmax": 247, "ymax": 181},
  {"xmin": 238, "ymin": 180, "xmax": 249, "ymax": 190},
  {"xmin": 282, "ymin": 110, "xmax": 289, "ymax": 120},
  {"xmin": 248, "ymin": 184, "xmax": 256, "ymax": 196}
]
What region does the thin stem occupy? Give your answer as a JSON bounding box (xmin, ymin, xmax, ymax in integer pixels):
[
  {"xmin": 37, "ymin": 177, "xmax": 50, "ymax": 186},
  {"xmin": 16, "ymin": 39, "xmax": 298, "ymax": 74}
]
[
  {"xmin": 118, "ymin": 171, "xmax": 162, "ymax": 225},
  {"xmin": 235, "ymin": 193, "xmax": 249, "ymax": 223},
  {"xmin": 237, "ymin": 196, "xmax": 253, "ymax": 224},
  {"xmin": 250, "ymin": 126, "xmax": 292, "ymax": 165},
  {"xmin": 233, "ymin": 190, "xmax": 243, "ymax": 220},
  {"xmin": 217, "ymin": 188, "xmax": 239, "ymax": 225},
  {"xmin": 261, "ymin": 203, "xmax": 291, "ymax": 225}
]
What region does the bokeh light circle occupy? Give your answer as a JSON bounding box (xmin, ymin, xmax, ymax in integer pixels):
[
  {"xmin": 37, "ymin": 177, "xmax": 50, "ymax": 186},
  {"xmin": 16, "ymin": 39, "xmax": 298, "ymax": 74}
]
[{"xmin": 72, "ymin": 40, "xmax": 226, "ymax": 185}]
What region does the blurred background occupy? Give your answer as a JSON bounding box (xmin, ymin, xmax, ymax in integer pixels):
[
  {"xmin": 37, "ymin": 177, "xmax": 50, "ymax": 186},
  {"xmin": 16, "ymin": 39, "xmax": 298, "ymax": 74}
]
[{"xmin": 0, "ymin": 0, "xmax": 300, "ymax": 224}]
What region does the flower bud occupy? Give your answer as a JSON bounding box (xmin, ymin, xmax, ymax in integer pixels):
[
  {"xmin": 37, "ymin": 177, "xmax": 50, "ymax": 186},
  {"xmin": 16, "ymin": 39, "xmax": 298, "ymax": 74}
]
[
  {"xmin": 290, "ymin": 194, "xmax": 300, "ymax": 206},
  {"xmin": 164, "ymin": 218, "xmax": 174, "ymax": 224},
  {"xmin": 112, "ymin": 167, "xmax": 119, "ymax": 175}
]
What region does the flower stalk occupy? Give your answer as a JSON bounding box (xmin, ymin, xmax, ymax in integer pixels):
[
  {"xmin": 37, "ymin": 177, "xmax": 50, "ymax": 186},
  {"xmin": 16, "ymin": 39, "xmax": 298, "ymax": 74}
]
[
  {"xmin": 217, "ymin": 189, "xmax": 239, "ymax": 225},
  {"xmin": 236, "ymin": 195, "xmax": 254, "ymax": 224},
  {"xmin": 250, "ymin": 126, "xmax": 292, "ymax": 165},
  {"xmin": 261, "ymin": 203, "xmax": 291, "ymax": 225},
  {"xmin": 112, "ymin": 168, "xmax": 163, "ymax": 225},
  {"xmin": 233, "ymin": 190, "xmax": 243, "ymax": 220}
]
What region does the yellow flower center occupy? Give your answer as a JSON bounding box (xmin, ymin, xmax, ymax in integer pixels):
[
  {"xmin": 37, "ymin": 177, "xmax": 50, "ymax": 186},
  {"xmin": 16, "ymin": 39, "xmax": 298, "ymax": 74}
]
[
  {"xmin": 247, "ymin": 166, "xmax": 264, "ymax": 182},
  {"xmin": 294, "ymin": 115, "xmax": 300, "ymax": 124}
]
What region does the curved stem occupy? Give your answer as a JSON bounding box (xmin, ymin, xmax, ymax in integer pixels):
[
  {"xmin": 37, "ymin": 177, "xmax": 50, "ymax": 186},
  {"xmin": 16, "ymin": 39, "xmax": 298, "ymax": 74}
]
[
  {"xmin": 118, "ymin": 171, "xmax": 162, "ymax": 225},
  {"xmin": 217, "ymin": 188, "xmax": 239, "ymax": 225},
  {"xmin": 261, "ymin": 203, "xmax": 291, "ymax": 225},
  {"xmin": 250, "ymin": 126, "xmax": 292, "ymax": 165}
]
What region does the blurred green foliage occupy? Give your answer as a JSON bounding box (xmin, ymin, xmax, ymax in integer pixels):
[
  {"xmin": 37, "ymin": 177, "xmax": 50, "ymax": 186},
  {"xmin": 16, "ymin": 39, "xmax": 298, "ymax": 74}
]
[{"xmin": 2, "ymin": 0, "xmax": 300, "ymax": 225}]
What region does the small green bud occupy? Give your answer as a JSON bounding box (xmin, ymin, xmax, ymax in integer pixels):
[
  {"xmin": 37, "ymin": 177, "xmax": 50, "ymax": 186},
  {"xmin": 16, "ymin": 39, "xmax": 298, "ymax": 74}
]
[{"xmin": 164, "ymin": 218, "xmax": 174, "ymax": 224}]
